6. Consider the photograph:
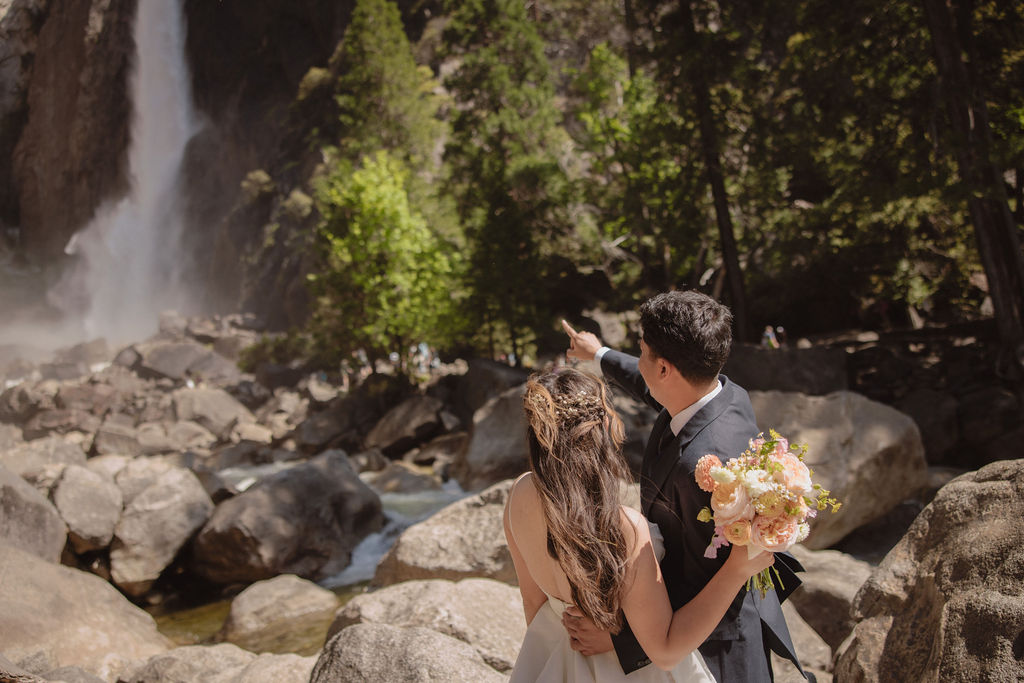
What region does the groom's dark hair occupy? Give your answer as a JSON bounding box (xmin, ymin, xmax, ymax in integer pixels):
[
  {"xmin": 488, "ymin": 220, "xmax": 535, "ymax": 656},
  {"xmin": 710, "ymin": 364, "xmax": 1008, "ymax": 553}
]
[{"xmin": 639, "ymin": 290, "xmax": 732, "ymax": 383}]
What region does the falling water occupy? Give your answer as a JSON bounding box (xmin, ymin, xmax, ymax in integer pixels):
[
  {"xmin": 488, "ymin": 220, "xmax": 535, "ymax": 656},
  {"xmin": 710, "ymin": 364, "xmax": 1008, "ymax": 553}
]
[{"xmin": 49, "ymin": 0, "xmax": 199, "ymax": 345}]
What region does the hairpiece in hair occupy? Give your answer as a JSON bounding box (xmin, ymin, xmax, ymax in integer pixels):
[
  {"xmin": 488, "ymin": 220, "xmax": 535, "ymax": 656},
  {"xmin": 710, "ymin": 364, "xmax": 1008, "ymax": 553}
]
[{"xmin": 527, "ymin": 389, "xmax": 604, "ymax": 423}]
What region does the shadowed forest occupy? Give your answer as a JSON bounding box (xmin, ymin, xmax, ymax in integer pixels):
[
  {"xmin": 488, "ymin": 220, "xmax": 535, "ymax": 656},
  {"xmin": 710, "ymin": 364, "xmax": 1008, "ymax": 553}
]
[{"xmin": 232, "ymin": 0, "xmax": 1023, "ymax": 377}]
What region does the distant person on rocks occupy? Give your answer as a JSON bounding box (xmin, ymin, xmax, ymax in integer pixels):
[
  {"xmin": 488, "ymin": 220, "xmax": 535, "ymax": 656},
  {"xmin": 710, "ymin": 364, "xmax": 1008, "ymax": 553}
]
[
  {"xmin": 558, "ymin": 291, "xmax": 813, "ymax": 682},
  {"xmin": 505, "ymin": 368, "xmax": 774, "ymax": 682}
]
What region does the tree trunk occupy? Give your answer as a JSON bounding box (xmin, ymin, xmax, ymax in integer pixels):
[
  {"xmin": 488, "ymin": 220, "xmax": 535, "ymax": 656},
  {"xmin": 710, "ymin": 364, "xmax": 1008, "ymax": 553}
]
[
  {"xmin": 623, "ymin": 0, "xmax": 639, "ymax": 77},
  {"xmin": 679, "ymin": 1, "xmax": 749, "ymax": 341},
  {"xmin": 922, "ymin": 0, "xmax": 1024, "ymax": 373}
]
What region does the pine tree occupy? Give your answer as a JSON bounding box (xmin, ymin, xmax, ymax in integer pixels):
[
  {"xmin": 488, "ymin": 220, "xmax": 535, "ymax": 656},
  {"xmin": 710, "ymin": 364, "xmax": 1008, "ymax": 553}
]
[{"xmin": 442, "ymin": 0, "xmax": 573, "ymax": 363}]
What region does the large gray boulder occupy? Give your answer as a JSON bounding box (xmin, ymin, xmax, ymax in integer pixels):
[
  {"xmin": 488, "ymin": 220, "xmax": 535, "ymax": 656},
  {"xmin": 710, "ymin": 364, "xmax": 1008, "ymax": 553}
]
[
  {"xmin": 311, "ymin": 623, "xmax": 506, "ymax": 683},
  {"xmin": 0, "ymin": 542, "xmax": 170, "ymax": 681},
  {"xmin": 725, "ymin": 344, "xmax": 848, "ymax": 395},
  {"xmin": 0, "ymin": 382, "xmax": 48, "ymax": 423},
  {"xmin": 110, "ymin": 468, "xmax": 214, "ymax": 596},
  {"xmin": 172, "ymin": 387, "xmax": 255, "ymax": 440},
  {"xmin": 0, "ymin": 422, "xmax": 22, "ymax": 449},
  {"xmin": 113, "ymin": 456, "xmax": 175, "ymax": 504},
  {"xmin": 131, "ymin": 340, "xmax": 241, "ymax": 385},
  {"xmin": 788, "ymin": 545, "xmax": 873, "ymax": 652},
  {"xmin": 191, "ymin": 451, "xmax": 383, "ymax": 585},
  {"xmin": 0, "ymin": 435, "xmax": 86, "ymax": 478},
  {"xmin": 368, "ymin": 461, "xmax": 442, "ymax": 494},
  {"xmin": 328, "ymin": 578, "xmax": 525, "ymax": 672},
  {"xmin": 22, "ymin": 408, "xmax": 100, "ymax": 440},
  {"xmin": 364, "ymin": 395, "xmax": 444, "ymax": 456},
  {"xmin": 451, "ymin": 384, "xmax": 527, "ymax": 492},
  {"xmin": 834, "ymin": 459, "xmax": 1024, "ymax": 682},
  {"xmin": 373, "ymin": 480, "xmax": 515, "ymax": 587},
  {"xmin": 0, "ymin": 463, "xmax": 67, "ymax": 562},
  {"xmin": 91, "ymin": 413, "xmax": 142, "ymax": 456},
  {"xmin": 216, "ymin": 575, "xmax": 339, "ymax": 655},
  {"xmin": 749, "ymin": 390, "xmax": 927, "ymax": 549},
  {"xmin": 449, "ymin": 358, "xmax": 529, "ymax": 425},
  {"xmin": 55, "ymin": 382, "xmax": 119, "ymax": 416},
  {"xmin": 51, "ymin": 464, "xmax": 123, "ymax": 553},
  {"xmin": 120, "ymin": 644, "xmax": 315, "ymax": 683}
]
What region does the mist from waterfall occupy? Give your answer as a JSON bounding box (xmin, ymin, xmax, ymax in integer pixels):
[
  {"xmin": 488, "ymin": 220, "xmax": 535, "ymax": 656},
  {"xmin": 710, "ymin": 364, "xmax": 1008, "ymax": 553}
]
[{"xmin": 49, "ymin": 0, "xmax": 199, "ymax": 346}]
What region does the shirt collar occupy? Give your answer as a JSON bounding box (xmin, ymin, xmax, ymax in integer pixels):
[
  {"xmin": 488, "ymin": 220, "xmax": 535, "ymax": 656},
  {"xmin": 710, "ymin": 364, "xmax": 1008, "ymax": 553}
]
[{"xmin": 669, "ymin": 379, "xmax": 723, "ymax": 436}]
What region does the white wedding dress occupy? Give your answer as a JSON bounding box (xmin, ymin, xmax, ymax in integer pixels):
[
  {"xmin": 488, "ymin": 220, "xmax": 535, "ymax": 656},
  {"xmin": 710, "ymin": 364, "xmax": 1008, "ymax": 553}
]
[{"xmin": 508, "ymin": 523, "xmax": 716, "ymax": 683}]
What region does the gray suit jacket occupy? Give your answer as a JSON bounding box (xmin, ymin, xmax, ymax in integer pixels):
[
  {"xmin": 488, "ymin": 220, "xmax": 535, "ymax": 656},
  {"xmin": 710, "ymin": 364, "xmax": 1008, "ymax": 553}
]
[{"xmin": 602, "ymin": 349, "xmax": 808, "ymax": 682}]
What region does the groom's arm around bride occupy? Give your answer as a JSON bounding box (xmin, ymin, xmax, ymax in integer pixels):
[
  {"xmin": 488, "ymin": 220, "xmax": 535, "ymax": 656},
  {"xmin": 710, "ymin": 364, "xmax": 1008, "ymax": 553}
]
[{"xmin": 562, "ymin": 291, "xmax": 813, "ymax": 683}]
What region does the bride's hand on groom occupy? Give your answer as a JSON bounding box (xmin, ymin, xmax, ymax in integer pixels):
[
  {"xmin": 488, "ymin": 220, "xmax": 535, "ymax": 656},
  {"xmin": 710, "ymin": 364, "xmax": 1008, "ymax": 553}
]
[
  {"xmin": 562, "ymin": 606, "xmax": 614, "ymax": 656},
  {"xmin": 561, "ymin": 320, "xmax": 602, "ymax": 362}
]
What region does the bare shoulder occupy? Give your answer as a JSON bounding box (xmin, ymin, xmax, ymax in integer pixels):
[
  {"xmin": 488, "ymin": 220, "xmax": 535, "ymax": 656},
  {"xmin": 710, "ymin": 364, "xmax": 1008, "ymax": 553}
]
[
  {"xmin": 619, "ymin": 505, "xmax": 651, "ymax": 559},
  {"xmin": 506, "ymin": 472, "xmax": 542, "ymax": 523}
]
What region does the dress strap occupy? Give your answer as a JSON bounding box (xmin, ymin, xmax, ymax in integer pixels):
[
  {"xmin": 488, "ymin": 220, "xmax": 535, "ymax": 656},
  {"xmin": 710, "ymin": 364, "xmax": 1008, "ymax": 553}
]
[{"xmin": 506, "ymin": 472, "xmax": 533, "ymax": 550}]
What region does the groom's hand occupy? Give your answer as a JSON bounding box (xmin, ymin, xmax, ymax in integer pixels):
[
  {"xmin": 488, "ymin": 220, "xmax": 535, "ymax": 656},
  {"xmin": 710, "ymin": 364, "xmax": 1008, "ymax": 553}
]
[
  {"xmin": 562, "ymin": 606, "xmax": 614, "ymax": 656},
  {"xmin": 561, "ymin": 320, "xmax": 602, "ymax": 362}
]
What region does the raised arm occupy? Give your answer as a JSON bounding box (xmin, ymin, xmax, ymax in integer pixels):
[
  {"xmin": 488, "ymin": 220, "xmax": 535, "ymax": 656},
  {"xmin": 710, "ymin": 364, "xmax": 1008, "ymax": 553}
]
[
  {"xmin": 620, "ymin": 515, "xmax": 774, "ymax": 671},
  {"xmin": 561, "ymin": 320, "xmax": 660, "ymax": 410}
]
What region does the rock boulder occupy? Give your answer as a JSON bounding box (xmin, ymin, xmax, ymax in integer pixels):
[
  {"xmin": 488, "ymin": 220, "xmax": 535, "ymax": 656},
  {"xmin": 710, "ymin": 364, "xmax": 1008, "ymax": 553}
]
[
  {"xmin": 0, "ymin": 542, "xmax": 170, "ymax": 681},
  {"xmin": 451, "ymin": 384, "xmax": 528, "ymax": 492},
  {"xmin": 110, "ymin": 467, "xmax": 214, "ymax": 596},
  {"xmin": 373, "ymin": 480, "xmax": 514, "ymax": 587},
  {"xmin": 216, "ymin": 575, "xmax": 339, "ymax": 655},
  {"xmin": 328, "ymin": 578, "xmax": 525, "ymax": 671},
  {"xmin": 834, "ymin": 459, "xmax": 1024, "ymax": 682},
  {"xmin": 51, "ymin": 464, "xmax": 123, "ymax": 553},
  {"xmin": 749, "ymin": 390, "xmax": 927, "ymax": 549},
  {"xmin": 191, "ymin": 451, "xmax": 382, "ymax": 584},
  {"xmin": 364, "ymin": 395, "xmax": 444, "ymax": 456},
  {"xmin": 0, "ymin": 463, "xmax": 67, "ymax": 562},
  {"xmin": 121, "ymin": 644, "xmax": 314, "ymax": 683},
  {"xmin": 311, "ymin": 623, "xmax": 505, "ymax": 683}
]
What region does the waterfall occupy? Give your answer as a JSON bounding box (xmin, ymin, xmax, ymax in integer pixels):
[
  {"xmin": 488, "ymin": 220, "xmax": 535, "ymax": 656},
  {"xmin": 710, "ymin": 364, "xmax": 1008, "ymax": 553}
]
[{"xmin": 49, "ymin": 0, "xmax": 199, "ymax": 345}]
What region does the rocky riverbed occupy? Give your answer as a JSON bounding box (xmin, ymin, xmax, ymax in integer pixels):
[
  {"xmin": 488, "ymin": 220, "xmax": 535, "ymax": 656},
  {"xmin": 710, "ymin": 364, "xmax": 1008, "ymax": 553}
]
[{"xmin": 1, "ymin": 312, "xmax": 1022, "ymax": 682}]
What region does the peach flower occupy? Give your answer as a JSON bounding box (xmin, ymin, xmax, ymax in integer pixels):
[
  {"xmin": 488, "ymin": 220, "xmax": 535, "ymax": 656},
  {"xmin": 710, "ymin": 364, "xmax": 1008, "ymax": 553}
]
[
  {"xmin": 695, "ymin": 454, "xmax": 722, "ymax": 492},
  {"xmin": 754, "ymin": 490, "xmax": 786, "ymax": 518},
  {"xmin": 775, "ymin": 453, "xmax": 813, "ymax": 495},
  {"xmin": 722, "ymin": 519, "xmax": 752, "ymax": 546},
  {"xmin": 711, "ymin": 482, "xmax": 754, "ymax": 526},
  {"xmin": 751, "ymin": 515, "xmax": 800, "ymax": 552}
]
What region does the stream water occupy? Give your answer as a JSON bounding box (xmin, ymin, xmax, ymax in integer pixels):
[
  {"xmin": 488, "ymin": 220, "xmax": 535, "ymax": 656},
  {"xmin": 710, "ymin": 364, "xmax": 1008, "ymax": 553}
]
[{"xmin": 152, "ymin": 481, "xmax": 470, "ymax": 655}]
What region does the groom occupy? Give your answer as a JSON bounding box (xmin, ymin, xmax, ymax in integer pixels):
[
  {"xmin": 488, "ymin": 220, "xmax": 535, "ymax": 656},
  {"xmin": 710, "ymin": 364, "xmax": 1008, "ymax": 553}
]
[{"xmin": 562, "ymin": 291, "xmax": 810, "ymax": 682}]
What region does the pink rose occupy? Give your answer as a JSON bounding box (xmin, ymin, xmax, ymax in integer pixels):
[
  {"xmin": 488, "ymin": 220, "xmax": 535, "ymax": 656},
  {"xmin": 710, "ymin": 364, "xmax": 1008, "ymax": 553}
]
[
  {"xmin": 751, "ymin": 515, "xmax": 800, "ymax": 552},
  {"xmin": 772, "ymin": 438, "xmax": 790, "ymax": 456},
  {"xmin": 722, "ymin": 519, "xmax": 752, "ymax": 546},
  {"xmin": 773, "ymin": 453, "xmax": 812, "ymax": 495},
  {"xmin": 695, "ymin": 454, "xmax": 722, "ymax": 493},
  {"xmin": 711, "ymin": 482, "xmax": 754, "ymax": 526}
]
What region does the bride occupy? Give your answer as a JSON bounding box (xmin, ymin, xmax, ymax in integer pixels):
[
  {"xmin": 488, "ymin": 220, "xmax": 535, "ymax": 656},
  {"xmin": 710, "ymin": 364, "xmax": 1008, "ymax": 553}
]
[{"xmin": 505, "ymin": 369, "xmax": 773, "ymax": 682}]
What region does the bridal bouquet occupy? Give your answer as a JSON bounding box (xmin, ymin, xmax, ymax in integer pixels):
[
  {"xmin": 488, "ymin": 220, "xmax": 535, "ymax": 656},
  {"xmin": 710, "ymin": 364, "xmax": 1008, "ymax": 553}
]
[{"xmin": 695, "ymin": 429, "xmax": 840, "ymax": 597}]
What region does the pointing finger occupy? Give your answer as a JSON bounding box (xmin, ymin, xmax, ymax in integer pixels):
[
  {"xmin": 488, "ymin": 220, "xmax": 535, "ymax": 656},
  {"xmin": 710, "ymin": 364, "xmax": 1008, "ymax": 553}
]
[{"xmin": 561, "ymin": 319, "xmax": 579, "ymax": 339}]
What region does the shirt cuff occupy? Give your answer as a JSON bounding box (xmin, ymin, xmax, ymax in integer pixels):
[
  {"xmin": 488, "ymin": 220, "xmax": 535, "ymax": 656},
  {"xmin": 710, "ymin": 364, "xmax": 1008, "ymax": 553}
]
[{"xmin": 594, "ymin": 346, "xmax": 610, "ymax": 363}]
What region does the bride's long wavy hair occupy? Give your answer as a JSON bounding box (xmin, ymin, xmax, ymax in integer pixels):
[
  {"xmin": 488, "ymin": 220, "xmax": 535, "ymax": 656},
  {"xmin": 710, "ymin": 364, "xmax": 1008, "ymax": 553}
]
[{"xmin": 522, "ymin": 368, "xmax": 632, "ymax": 633}]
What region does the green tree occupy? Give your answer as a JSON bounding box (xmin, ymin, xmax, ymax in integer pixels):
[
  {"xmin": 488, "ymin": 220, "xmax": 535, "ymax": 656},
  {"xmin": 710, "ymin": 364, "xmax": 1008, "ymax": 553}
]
[
  {"xmin": 569, "ymin": 43, "xmax": 707, "ymax": 300},
  {"xmin": 331, "ymin": 0, "xmax": 444, "ymax": 169},
  {"xmin": 922, "ymin": 0, "xmax": 1024, "ymax": 371},
  {"xmin": 309, "ymin": 151, "xmax": 458, "ymax": 367},
  {"xmin": 442, "ymin": 0, "xmax": 575, "ymax": 364}
]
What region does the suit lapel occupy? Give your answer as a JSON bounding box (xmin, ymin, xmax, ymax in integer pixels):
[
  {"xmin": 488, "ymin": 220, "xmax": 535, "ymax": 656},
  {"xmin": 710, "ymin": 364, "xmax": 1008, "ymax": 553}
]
[{"xmin": 642, "ymin": 377, "xmax": 735, "ymax": 516}]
